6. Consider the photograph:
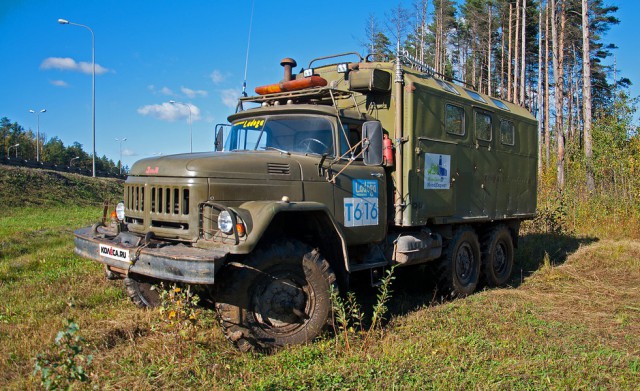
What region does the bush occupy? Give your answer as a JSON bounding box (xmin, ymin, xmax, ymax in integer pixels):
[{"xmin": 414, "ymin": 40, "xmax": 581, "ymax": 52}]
[
  {"xmin": 158, "ymin": 284, "xmax": 202, "ymax": 337},
  {"xmin": 33, "ymin": 319, "xmax": 93, "ymax": 390}
]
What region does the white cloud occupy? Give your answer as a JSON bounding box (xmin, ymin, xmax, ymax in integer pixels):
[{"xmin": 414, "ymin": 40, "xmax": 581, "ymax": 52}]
[
  {"xmin": 50, "ymin": 80, "xmax": 69, "ymax": 87},
  {"xmin": 174, "ymin": 103, "xmax": 201, "ymax": 121},
  {"xmin": 122, "ymin": 148, "xmax": 136, "ymax": 157},
  {"xmin": 41, "ymin": 57, "xmax": 76, "ymax": 70},
  {"xmin": 210, "ymin": 69, "xmax": 225, "ymax": 84},
  {"xmin": 40, "ymin": 57, "xmax": 110, "ymax": 75},
  {"xmin": 220, "ymin": 89, "xmax": 241, "ymax": 108},
  {"xmin": 78, "ymin": 61, "xmax": 109, "ymax": 75},
  {"xmin": 137, "ymin": 102, "xmax": 201, "ymax": 121},
  {"xmin": 147, "ymin": 85, "xmax": 174, "ymax": 96},
  {"xmin": 181, "ymin": 86, "xmax": 208, "ymax": 98}
]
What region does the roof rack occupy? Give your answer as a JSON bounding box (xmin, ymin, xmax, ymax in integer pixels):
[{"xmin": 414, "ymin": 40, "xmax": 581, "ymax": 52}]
[
  {"xmin": 400, "ymin": 50, "xmax": 477, "ymax": 91},
  {"xmin": 239, "ymin": 87, "xmax": 354, "ymax": 105}
]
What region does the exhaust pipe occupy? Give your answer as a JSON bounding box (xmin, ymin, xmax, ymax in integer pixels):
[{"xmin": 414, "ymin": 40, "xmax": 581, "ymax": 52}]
[{"xmin": 280, "ymin": 58, "xmax": 297, "ymax": 82}]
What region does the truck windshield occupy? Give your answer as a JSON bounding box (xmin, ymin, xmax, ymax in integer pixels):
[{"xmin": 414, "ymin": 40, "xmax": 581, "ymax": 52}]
[{"xmin": 225, "ymin": 116, "xmax": 334, "ymax": 156}]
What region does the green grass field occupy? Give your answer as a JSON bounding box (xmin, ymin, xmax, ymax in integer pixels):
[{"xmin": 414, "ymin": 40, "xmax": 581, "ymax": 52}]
[{"xmin": 1, "ymin": 165, "xmax": 639, "ymax": 389}]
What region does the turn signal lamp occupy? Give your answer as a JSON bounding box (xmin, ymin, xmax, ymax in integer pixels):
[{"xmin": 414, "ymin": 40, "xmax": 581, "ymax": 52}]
[{"xmin": 236, "ymin": 223, "xmax": 246, "ymax": 237}]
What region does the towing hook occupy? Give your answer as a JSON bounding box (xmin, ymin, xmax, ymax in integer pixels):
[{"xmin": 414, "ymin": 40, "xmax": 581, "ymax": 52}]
[{"xmin": 143, "ymin": 231, "xmax": 154, "ymax": 245}]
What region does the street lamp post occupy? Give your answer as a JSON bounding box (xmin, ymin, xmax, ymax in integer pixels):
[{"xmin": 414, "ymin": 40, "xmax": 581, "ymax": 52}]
[
  {"xmin": 9, "ymin": 143, "xmax": 19, "ymax": 158},
  {"xmin": 169, "ymin": 100, "xmax": 193, "ymax": 153},
  {"xmin": 29, "ymin": 109, "xmax": 46, "ymax": 162},
  {"xmin": 115, "ymin": 137, "xmax": 127, "ymax": 174},
  {"xmin": 58, "ymin": 18, "xmax": 96, "ymax": 177},
  {"xmin": 70, "ymin": 156, "xmax": 80, "ymax": 167}
]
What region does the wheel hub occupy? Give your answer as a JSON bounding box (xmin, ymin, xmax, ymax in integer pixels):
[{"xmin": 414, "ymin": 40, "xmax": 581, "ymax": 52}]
[
  {"xmin": 456, "ymin": 243, "xmax": 474, "ymax": 284},
  {"xmin": 494, "ymin": 242, "xmax": 507, "ymax": 275},
  {"xmin": 254, "ymin": 277, "xmax": 309, "ymax": 330}
]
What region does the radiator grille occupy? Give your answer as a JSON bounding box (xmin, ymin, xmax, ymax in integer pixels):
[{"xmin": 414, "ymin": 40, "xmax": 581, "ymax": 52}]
[
  {"xmin": 125, "ymin": 185, "xmax": 145, "ymax": 212},
  {"xmin": 125, "ymin": 185, "xmax": 190, "ymax": 216}
]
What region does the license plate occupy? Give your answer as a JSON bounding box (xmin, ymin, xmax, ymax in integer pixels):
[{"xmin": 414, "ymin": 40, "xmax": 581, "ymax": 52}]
[{"xmin": 99, "ymin": 244, "xmax": 130, "ymax": 263}]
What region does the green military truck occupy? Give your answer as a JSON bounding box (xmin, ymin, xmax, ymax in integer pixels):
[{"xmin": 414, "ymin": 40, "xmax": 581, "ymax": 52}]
[{"xmin": 74, "ymin": 51, "xmax": 537, "ymax": 351}]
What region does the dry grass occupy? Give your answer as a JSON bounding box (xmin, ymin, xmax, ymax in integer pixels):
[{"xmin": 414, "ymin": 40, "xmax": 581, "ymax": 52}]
[
  {"xmin": 517, "ymin": 240, "xmax": 640, "ymax": 345},
  {"xmin": 1, "ymin": 167, "xmax": 639, "ymax": 389},
  {"xmin": 2, "ymin": 222, "xmax": 639, "ymax": 389}
]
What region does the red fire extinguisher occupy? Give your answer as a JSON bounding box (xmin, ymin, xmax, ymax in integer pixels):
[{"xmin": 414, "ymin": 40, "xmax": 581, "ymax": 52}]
[{"xmin": 383, "ymin": 134, "xmax": 394, "ymax": 167}]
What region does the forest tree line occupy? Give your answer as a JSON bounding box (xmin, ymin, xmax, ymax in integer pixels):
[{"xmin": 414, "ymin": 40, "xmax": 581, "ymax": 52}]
[
  {"xmin": 0, "ymin": 116, "xmax": 124, "ymax": 175},
  {"xmin": 363, "ymin": 0, "xmax": 639, "ymax": 202}
]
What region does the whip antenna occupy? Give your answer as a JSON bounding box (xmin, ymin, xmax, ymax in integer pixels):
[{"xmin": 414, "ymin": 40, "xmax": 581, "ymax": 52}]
[{"xmin": 242, "ymin": 0, "xmax": 255, "ymax": 97}]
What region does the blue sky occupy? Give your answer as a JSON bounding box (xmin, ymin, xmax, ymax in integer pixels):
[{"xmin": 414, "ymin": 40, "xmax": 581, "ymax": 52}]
[{"xmin": 1, "ymin": 0, "xmax": 637, "ymax": 168}]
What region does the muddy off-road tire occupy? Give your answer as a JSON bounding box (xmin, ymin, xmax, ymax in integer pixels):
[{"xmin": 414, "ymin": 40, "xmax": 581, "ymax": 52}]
[
  {"xmin": 437, "ymin": 227, "xmax": 481, "ymax": 298},
  {"xmin": 481, "ymin": 226, "xmax": 514, "ymax": 287},
  {"xmin": 124, "ymin": 276, "xmax": 161, "ymax": 308},
  {"xmin": 215, "ymin": 240, "xmax": 337, "ymax": 352}
]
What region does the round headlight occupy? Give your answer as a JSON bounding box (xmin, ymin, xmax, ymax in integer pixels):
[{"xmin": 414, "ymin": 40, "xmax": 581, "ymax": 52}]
[
  {"xmin": 115, "ymin": 201, "xmax": 126, "ymax": 221},
  {"xmin": 217, "ymin": 211, "xmax": 234, "ymax": 234}
]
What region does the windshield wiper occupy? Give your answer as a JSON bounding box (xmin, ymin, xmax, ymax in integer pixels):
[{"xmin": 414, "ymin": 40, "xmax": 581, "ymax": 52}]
[{"xmin": 264, "ymin": 146, "xmax": 291, "ymax": 155}]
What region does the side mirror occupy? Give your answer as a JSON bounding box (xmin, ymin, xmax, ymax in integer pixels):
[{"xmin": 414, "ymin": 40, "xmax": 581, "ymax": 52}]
[
  {"xmin": 214, "ymin": 124, "xmax": 229, "ymax": 151},
  {"xmin": 362, "ymin": 121, "xmax": 383, "ymax": 166}
]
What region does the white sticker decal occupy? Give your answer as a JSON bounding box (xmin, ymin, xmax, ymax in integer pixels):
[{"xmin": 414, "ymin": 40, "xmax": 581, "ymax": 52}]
[
  {"xmin": 99, "ymin": 244, "xmax": 130, "ymax": 263},
  {"xmin": 344, "ymin": 197, "xmax": 379, "ymax": 227},
  {"xmin": 425, "ymin": 153, "xmax": 451, "ymax": 189},
  {"xmin": 344, "ymin": 179, "xmax": 379, "ymax": 227}
]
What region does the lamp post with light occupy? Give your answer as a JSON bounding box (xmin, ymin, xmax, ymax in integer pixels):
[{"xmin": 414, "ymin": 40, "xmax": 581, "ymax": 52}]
[
  {"xmin": 115, "ymin": 137, "xmax": 127, "ymax": 174},
  {"xmin": 70, "ymin": 156, "xmax": 80, "ymax": 167},
  {"xmin": 28, "ymin": 109, "xmax": 46, "ymax": 162},
  {"xmin": 169, "ymin": 100, "xmax": 193, "ymax": 153},
  {"xmin": 9, "ymin": 143, "xmax": 19, "ymax": 158},
  {"xmin": 58, "ymin": 18, "xmax": 96, "ymax": 177}
]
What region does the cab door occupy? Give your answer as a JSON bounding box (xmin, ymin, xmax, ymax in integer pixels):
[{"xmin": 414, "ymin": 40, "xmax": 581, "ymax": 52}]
[{"xmin": 331, "ymin": 121, "xmax": 387, "ymax": 245}]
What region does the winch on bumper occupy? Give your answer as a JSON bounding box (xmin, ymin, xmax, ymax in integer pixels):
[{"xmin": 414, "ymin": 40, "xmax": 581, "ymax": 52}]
[{"xmin": 74, "ymin": 226, "xmax": 227, "ymax": 284}]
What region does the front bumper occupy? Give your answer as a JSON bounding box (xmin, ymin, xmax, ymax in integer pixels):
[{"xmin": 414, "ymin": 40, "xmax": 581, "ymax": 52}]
[{"xmin": 74, "ymin": 226, "xmax": 227, "ymax": 284}]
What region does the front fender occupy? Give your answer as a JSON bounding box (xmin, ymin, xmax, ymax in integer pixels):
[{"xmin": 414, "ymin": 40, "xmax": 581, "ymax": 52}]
[{"xmin": 230, "ymin": 200, "xmax": 351, "ymax": 271}]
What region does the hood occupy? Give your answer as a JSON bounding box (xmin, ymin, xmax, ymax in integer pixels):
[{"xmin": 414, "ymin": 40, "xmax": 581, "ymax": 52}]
[{"xmin": 129, "ymin": 151, "xmax": 303, "ymax": 180}]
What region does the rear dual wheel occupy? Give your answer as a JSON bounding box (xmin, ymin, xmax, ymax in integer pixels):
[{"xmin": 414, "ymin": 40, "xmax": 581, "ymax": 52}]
[
  {"xmin": 438, "ymin": 227, "xmax": 481, "ymax": 298},
  {"xmin": 481, "ymin": 226, "xmax": 514, "ymax": 287}
]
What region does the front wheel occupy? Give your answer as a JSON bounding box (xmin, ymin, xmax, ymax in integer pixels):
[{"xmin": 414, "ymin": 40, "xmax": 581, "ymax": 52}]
[
  {"xmin": 124, "ymin": 276, "xmax": 161, "ymax": 308},
  {"xmin": 215, "ymin": 240, "xmax": 337, "ymax": 351}
]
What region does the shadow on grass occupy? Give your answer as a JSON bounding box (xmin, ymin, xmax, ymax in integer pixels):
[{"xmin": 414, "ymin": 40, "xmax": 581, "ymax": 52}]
[
  {"xmin": 347, "ymin": 232, "xmax": 599, "ymax": 325},
  {"xmin": 513, "ymin": 232, "xmax": 599, "ymax": 285}
]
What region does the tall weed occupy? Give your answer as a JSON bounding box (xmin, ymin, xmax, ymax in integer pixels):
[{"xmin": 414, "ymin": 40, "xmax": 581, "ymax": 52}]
[{"xmin": 331, "ymin": 266, "xmax": 396, "ymax": 354}]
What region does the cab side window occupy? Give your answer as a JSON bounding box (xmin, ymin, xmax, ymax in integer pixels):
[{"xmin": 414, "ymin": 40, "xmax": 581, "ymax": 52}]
[{"xmin": 339, "ymin": 122, "xmax": 363, "ymax": 159}]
